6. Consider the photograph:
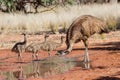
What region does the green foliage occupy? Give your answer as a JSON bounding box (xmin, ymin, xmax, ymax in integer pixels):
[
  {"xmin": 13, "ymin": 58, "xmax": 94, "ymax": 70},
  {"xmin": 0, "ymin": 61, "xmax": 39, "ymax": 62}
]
[
  {"xmin": 41, "ymin": 0, "xmax": 76, "ymax": 6},
  {"xmin": 67, "ymin": 0, "xmax": 75, "ymax": 5},
  {"xmin": 41, "ymin": 0, "xmax": 57, "ymax": 6},
  {"xmin": 0, "ymin": 0, "xmax": 16, "ymax": 12}
]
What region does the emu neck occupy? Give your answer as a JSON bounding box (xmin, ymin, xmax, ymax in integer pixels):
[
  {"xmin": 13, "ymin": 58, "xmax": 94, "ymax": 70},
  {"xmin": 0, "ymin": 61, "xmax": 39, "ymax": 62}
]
[
  {"xmin": 23, "ymin": 35, "xmax": 27, "ymax": 43},
  {"xmin": 44, "ymin": 36, "xmax": 48, "ymax": 42},
  {"xmin": 61, "ymin": 37, "xmax": 64, "ymax": 44}
]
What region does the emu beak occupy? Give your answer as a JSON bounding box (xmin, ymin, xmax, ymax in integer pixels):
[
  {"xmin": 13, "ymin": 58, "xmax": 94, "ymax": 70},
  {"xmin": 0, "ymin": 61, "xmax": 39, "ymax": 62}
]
[{"xmin": 56, "ymin": 50, "xmax": 69, "ymax": 55}]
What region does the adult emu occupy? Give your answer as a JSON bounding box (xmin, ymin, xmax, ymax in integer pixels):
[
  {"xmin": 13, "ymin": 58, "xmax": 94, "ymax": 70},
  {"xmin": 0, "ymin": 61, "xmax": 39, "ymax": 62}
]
[
  {"xmin": 58, "ymin": 15, "xmax": 110, "ymax": 69},
  {"xmin": 12, "ymin": 33, "xmax": 27, "ymax": 62}
]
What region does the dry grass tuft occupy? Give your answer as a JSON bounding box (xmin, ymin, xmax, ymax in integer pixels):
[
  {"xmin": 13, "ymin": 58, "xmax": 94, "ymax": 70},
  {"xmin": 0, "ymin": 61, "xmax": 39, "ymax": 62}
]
[{"xmin": 106, "ymin": 17, "xmax": 118, "ymax": 31}]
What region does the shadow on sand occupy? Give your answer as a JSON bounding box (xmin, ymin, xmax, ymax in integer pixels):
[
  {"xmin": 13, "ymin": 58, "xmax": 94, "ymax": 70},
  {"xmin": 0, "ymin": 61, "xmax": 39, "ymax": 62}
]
[
  {"xmin": 73, "ymin": 41, "xmax": 120, "ymax": 52},
  {"xmin": 93, "ymin": 76, "xmax": 120, "ymax": 80}
]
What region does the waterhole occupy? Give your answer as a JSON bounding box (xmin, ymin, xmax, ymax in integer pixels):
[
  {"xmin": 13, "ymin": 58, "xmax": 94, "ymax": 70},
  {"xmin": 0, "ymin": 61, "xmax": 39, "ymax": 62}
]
[{"xmin": 0, "ymin": 55, "xmax": 90, "ymax": 80}]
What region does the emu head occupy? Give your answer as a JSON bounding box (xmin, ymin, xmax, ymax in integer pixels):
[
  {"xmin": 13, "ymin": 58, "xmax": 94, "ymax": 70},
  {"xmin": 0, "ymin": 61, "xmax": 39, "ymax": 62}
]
[
  {"xmin": 44, "ymin": 34, "xmax": 49, "ymax": 38},
  {"xmin": 60, "ymin": 36, "xmax": 65, "ymax": 43},
  {"xmin": 56, "ymin": 50, "xmax": 70, "ymax": 55},
  {"xmin": 61, "ymin": 36, "xmax": 65, "ymax": 39},
  {"xmin": 21, "ymin": 33, "xmax": 26, "ymax": 36}
]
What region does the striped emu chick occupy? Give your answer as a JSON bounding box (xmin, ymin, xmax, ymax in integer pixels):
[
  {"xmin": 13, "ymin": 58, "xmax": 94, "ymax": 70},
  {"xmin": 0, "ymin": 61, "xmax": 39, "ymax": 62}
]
[
  {"xmin": 25, "ymin": 34, "xmax": 49, "ymax": 60},
  {"xmin": 11, "ymin": 33, "xmax": 27, "ymax": 62},
  {"xmin": 58, "ymin": 15, "xmax": 110, "ymax": 69},
  {"xmin": 40, "ymin": 36, "xmax": 64, "ymax": 57},
  {"xmin": 25, "ymin": 43, "xmax": 40, "ymax": 60}
]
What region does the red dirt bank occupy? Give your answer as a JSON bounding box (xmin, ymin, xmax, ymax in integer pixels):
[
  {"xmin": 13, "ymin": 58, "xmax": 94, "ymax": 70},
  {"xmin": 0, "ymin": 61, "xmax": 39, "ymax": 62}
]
[{"xmin": 0, "ymin": 31, "xmax": 120, "ymax": 80}]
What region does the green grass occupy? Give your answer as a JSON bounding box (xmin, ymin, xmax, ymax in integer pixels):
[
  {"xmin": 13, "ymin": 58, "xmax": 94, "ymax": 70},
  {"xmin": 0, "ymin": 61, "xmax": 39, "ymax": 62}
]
[{"xmin": 0, "ymin": 3, "xmax": 120, "ymax": 34}]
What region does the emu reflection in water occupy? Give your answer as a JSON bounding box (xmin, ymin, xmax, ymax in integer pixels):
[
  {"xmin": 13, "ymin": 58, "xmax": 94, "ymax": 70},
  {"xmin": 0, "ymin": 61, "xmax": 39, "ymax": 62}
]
[{"xmin": 1, "ymin": 55, "xmax": 90, "ymax": 79}]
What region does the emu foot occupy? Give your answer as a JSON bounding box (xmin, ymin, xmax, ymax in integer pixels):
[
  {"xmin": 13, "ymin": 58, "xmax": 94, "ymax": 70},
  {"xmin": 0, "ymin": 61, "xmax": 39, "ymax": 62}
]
[{"xmin": 82, "ymin": 60, "xmax": 91, "ymax": 69}]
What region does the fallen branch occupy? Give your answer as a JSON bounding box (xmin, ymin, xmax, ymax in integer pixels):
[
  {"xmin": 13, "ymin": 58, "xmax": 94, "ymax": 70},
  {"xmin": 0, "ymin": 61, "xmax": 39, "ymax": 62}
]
[{"xmin": 40, "ymin": 5, "xmax": 58, "ymax": 13}]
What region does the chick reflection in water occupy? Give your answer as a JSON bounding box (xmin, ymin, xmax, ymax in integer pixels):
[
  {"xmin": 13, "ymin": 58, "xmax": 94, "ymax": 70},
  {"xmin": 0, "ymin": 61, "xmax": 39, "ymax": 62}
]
[{"xmin": 13, "ymin": 55, "xmax": 89, "ymax": 79}]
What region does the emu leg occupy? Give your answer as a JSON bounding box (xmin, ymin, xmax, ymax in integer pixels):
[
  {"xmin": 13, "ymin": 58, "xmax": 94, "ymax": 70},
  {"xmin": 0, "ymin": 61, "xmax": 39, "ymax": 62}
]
[
  {"xmin": 35, "ymin": 52, "xmax": 39, "ymax": 60},
  {"xmin": 35, "ymin": 6, "xmax": 38, "ymax": 13},
  {"xmin": 83, "ymin": 40, "xmax": 90, "ymax": 69},
  {"xmin": 48, "ymin": 51, "xmax": 51, "ymax": 57},
  {"xmin": 18, "ymin": 52, "xmax": 22, "ymax": 62},
  {"xmin": 19, "ymin": 66, "xmax": 24, "ymax": 79},
  {"xmin": 18, "ymin": 47, "xmax": 22, "ymax": 62},
  {"xmin": 32, "ymin": 53, "xmax": 35, "ymax": 60},
  {"xmin": 67, "ymin": 41, "xmax": 74, "ymax": 52}
]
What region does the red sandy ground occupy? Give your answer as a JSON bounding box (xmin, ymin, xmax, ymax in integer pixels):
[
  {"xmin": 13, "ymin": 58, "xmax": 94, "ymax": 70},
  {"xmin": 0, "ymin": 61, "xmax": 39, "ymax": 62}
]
[{"xmin": 0, "ymin": 31, "xmax": 120, "ymax": 80}]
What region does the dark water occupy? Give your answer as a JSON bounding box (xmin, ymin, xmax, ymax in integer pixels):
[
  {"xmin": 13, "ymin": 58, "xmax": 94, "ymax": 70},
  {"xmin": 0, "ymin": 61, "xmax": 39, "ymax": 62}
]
[{"xmin": 0, "ymin": 55, "xmax": 90, "ymax": 80}]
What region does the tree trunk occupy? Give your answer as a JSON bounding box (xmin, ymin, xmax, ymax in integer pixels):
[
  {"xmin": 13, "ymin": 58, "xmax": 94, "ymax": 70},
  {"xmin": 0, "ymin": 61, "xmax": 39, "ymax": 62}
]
[
  {"xmin": 58, "ymin": 0, "xmax": 65, "ymax": 6},
  {"xmin": 109, "ymin": 0, "xmax": 118, "ymax": 3},
  {"xmin": 96, "ymin": 0, "xmax": 105, "ymax": 4}
]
